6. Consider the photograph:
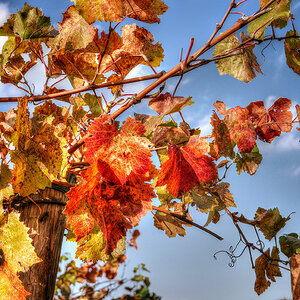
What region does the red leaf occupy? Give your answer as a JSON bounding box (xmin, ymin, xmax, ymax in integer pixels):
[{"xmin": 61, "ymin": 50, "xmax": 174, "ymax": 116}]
[
  {"xmin": 64, "ymin": 167, "xmax": 154, "ymax": 253},
  {"xmin": 149, "ymin": 92, "xmax": 193, "ymax": 115},
  {"xmin": 210, "ymin": 112, "xmax": 234, "ymax": 159},
  {"xmin": 225, "ymin": 106, "xmax": 257, "ymax": 153},
  {"xmin": 247, "ymin": 98, "xmax": 293, "ymax": 143},
  {"xmin": 156, "ymin": 136, "xmax": 217, "ymax": 197},
  {"xmin": 85, "ymin": 116, "xmax": 152, "ymax": 184}
]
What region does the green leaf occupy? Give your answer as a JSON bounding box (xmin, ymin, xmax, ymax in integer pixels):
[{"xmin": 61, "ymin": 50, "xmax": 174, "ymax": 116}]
[
  {"xmin": 254, "ymin": 207, "xmax": 290, "ymax": 240},
  {"xmin": 248, "ymin": 0, "xmax": 291, "ymax": 39},
  {"xmin": 152, "ymin": 177, "xmax": 174, "ymax": 204},
  {"xmin": 83, "ymin": 93, "xmax": 102, "ymax": 117},
  {"xmin": 213, "ymin": 32, "xmax": 263, "ymax": 82},
  {"xmin": 284, "ymin": 30, "xmax": 300, "ymax": 76},
  {"xmin": 189, "ymin": 185, "xmax": 218, "ymax": 214},
  {"xmin": 0, "ymin": 3, "xmax": 57, "ymax": 39},
  {"xmin": 279, "ymin": 233, "xmax": 300, "ymax": 258},
  {"xmin": 132, "ymin": 275, "xmax": 144, "ymax": 282}
]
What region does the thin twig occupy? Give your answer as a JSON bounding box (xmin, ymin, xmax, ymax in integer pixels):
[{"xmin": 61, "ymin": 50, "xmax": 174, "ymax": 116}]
[{"xmin": 152, "ymin": 205, "xmax": 223, "ymax": 240}]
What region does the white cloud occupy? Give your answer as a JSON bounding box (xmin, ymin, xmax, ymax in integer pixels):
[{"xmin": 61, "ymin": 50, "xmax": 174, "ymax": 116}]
[
  {"xmin": 0, "ymin": 3, "xmax": 9, "ymax": 50},
  {"xmin": 259, "ymin": 130, "xmax": 300, "ymax": 153},
  {"xmin": 123, "ymin": 65, "xmax": 156, "ymax": 95},
  {"xmin": 196, "ymin": 114, "xmax": 212, "ymax": 137},
  {"xmin": 0, "ymin": 3, "xmax": 9, "ymax": 26},
  {"xmin": 264, "ymin": 95, "xmax": 277, "ymax": 108}
]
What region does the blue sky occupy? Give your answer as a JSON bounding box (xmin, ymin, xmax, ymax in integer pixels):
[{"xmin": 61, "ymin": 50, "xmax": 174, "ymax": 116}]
[{"xmin": 0, "ymin": 1, "xmax": 299, "ymax": 299}]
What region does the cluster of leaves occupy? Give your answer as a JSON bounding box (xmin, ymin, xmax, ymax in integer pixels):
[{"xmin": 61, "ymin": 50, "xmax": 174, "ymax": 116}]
[
  {"xmin": 55, "ymin": 231, "xmax": 160, "ymax": 300},
  {"xmin": 0, "ymin": 0, "xmax": 299, "ymax": 298}
]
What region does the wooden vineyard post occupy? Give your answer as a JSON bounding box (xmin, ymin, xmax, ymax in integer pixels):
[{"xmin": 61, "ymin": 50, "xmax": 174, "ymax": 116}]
[{"xmin": 16, "ymin": 185, "xmax": 68, "ymax": 299}]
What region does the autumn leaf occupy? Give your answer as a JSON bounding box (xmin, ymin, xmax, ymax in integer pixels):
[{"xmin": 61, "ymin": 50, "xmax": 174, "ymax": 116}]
[
  {"xmin": 247, "ymin": 98, "xmax": 293, "ymax": 143},
  {"xmin": 213, "ymin": 32, "xmax": 263, "ymax": 83},
  {"xmin": 212, "ymin": 182, "xmax": 235, "ymax": 208},
  {"xmin": 129, "ymin": 229, "xmax": 140, "ymax": 250},
  {"xmin": 85, "ymin": 116, "xmax": 152, "ymax": 184},
  {"xmin": 1, "ymin": 36, "xmax": 43, "ymax": 68},
  {"xmin": 134, "ymin": 113, "xmax": 165, "ymax": 138},
  {"xmin": 284, "ymin": 30, "xmax": 300, "ymax": 76},
  {"xmin": 0, "ymin": 263, "xmax": 30, "ymax": 300},
  {"xmin": 75, "ymin": 228, "xmax": 126, "ymax": 262},
  {"xmin": 153, "ymin": 204, "xmax": 191, "ymax": 238},
  {"xmin": 248, "ymin": 0, "xmax": 291, "ymax": 39},
  {"xmin": 10, "ymin": 97, "xmax": 69, "ymax": 196},
  {"xmin": 235, "ymin": 145, "xmax": 262, "ymax": 175},
  {"xmin": 266, "ymin": 247, "xmax": 282, "ymax": 282},
  {"xmin": 156, "ymin": 136, "xmax": 218, "ymax": 197},
  {"xmin": 254, "ymin": 251, "xmax": 271, "ymax": 295},
  {"xmin": 152, "ymin": 176, "xmax": 174, "ymax": 204},
  {"xmin": 0, "ymin": 163, "xmax": 12, "ymax": 191},
  {"xmin": 210, "ymin": 112, "xmax": 234, "ymax": 159},
  {"xmin": 0, "ymin": 3, "xmax": 57, "ymax": 39},
  {"xmin": 149, "ymin": 93, "xmax": 193, "ymax": 115},
  {"xmin": 224, "ymin": 105, "xmax": 257, "ymax": 153},
  {"xmin": 0, "ymin": 212, "xmax": 42, "ymax": 274},
  {"xmin": 254, "ymin": 247, "xmax": 281, "ymax": 295},
  {"xmin": 254, "ymin": 207, "xmax": 290, "ymax": 240},
  {"xmin": 72, "ymin": 0, "xmax": 168, "ymax": 24},
  {"xmin": 65, "ymin": 162, "xmax": 154, "ymax": 256},
  {"xmin": 1, "ymin": 56, "xmax": 37, "ymax": 86},
  {"xmin": 101, "ymin": 24, "xmax": 164, "ymax": 76},
  {"xmin": 49, "ymin": 6, "xmax": 96, "ymax": 51},
  {"xmin": 189, "ymin": 185, "xmax": 219, "ymax": 214}
]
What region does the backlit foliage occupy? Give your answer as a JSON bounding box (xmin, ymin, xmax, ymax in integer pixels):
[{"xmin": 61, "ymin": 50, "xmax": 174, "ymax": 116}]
[{"xmin": 0, "ymin": 0, "xmax": 299, "ymax": 298}]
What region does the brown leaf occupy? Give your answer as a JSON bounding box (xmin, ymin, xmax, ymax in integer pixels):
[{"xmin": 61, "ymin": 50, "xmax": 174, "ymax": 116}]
[
  {"xmin": 149, "ymin": 92, "xmax": 193, "ymax": 115},
  {"xmin": 254, "ymin": 252, "xmax": 271, "ymax": 295},
  {"xmin": 266, "ymin": 247, "xmax": 282, "ymax": 282}
]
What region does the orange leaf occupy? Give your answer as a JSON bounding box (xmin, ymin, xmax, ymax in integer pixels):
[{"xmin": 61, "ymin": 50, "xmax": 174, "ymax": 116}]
[
  {"xmin": 85, "ymin": 116, "xmax": 152, "ymax": 184},
  {"xmin": 156, "ymin": 136, "xmax": 217, "ymax": 197},
  {"xmin": 247, "ymin": 98, "xmax": 293, "ymax": 143}
]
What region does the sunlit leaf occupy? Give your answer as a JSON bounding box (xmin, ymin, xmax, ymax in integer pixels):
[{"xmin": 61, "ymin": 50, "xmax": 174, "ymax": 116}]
[
  {"xmin": 224, "ymin": 105, "xmax": 257, "ymax": 153},
  {"xmin": 0, "ymin": 212, "xmax": 41, "ymax": 273},
  {"xmin": 11, "ymin": 97, "xmax": 69, "ymax": 196},
  {"xmin": 0, "ymin": 3, "xmax": 57, "ymax": 39},
  {"xmin": 149, "ymin": 92, "xmax": 193, "ymax": 115},
  {"xmin": 156, "ymin": 136, "xmax": 218, "ymax": 197},
  {"xmin": 85, "ymin": 116, "xmax": 152, "ymax": 184},
  {"xmin": 213, "ymin": 32, "xmax": 263, "ymax": 83},
  {"xmin": 247, "ymin": 98, "xmax": 293, "ymax": 143},
  {"xmin": 0, "ymin": 263, "xmax": 30, "ymax": 300},
  {"xmin": 72, "ymin": 0, "xmax": 168, "ymax": 24},
  {"xmin": 248, "ymin": 0, "xmax": 291, "ymax": 39},
  {"xmin": 49, "ymin": 6, "xmax": 96, "ymax": 51}
]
